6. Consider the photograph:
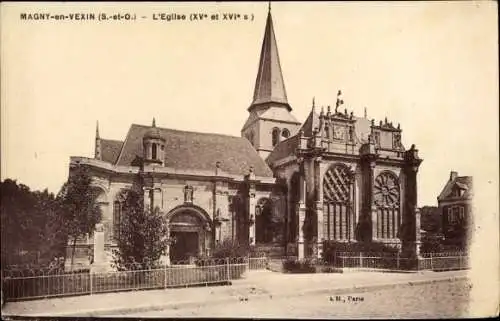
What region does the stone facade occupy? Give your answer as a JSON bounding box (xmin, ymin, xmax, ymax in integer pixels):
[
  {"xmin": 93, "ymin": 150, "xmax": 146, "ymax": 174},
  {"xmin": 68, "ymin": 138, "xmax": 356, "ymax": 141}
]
[
  {"xmin": 437, "ymin": 171, "xmax": 473, "ymax": 250},
  {"xmin": 65, "ymin": 8, "xmax": 423, "ymax": 270}
]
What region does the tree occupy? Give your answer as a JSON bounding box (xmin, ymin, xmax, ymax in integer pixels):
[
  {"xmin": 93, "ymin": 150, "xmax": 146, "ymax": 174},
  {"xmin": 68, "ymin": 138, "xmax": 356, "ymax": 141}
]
[
  {"xmin": 1, "ymin": 179, "xmax": 65, "ymax": 266},
  {"xmin": 112, "ymin": 189, "xmax": 170, "ymax": 270},
  {"xmin": 57, "ymin": 166, "xmax": 102, "ymax": 269}
]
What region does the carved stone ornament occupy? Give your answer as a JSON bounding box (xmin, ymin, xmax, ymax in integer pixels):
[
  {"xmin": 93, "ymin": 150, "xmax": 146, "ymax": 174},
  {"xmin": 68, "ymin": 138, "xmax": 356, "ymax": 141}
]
[
  {"xmin": 373, "ymin": 172, "xmax": 400, "ymax": 207},
  {"xmin": 95, "ymin": 223, "xmax": 104, "ymax": 233},
  {"xmin": 184, "ymin": 185, "xmax": 194, "ymax": 203}
]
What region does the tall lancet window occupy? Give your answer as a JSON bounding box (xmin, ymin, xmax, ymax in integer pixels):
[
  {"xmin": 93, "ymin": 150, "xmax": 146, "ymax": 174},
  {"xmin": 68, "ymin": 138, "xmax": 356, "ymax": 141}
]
[
  {"xmin": 323, "ymin": 164, "xmax": 355, "ymax": 241},
  {"xmin": 272, "ymin": 128, "xmax": 280, "ymax": 147},
  {"xmin": 152, "ymin": 143, "xmax": 157, "ymax": 160},
  {"xmin": 373, "ymin": 171, "xmax": 400, "ymax": 239}
]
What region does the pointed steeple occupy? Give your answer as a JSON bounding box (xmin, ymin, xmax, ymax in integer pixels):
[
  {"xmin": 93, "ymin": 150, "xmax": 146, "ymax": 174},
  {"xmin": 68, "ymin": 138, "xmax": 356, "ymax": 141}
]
[
  {"xmin": 95, "ymin": 120, "xmax": 100, "ymax": 139},
  {"xmin": 95, "ymin": 120, "xmax": 101, "ymax": 160},
  {"xmin": 250, "ymin": 6, "xmax": 290, "ymax": 111}
]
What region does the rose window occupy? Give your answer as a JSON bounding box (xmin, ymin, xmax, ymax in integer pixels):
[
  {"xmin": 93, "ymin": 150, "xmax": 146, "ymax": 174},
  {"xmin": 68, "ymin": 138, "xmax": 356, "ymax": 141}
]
[{"xmin": 374, "ymin": 172, "xmax": 400, "ymax": 207}]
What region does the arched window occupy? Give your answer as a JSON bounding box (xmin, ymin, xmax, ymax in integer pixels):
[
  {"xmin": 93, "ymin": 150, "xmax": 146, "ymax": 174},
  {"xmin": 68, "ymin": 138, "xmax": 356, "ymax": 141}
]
[
  {"xmin": 151, "ymin": 143, "xmax": 157, "ymax": 160},
  {"xmin": 255, "ymin": 198, "xmax": 273, "ymax": 243},
  {"xmin": 373, "ymin": 171, "xmax": 400, "ymax": 239},
  {"xmin": 272, "ymin": 128, "xmax": 280, "ymax": 147},
  {"xmin": 323, "ymin": 164, "xmax": 354, "ymax": 241},
  {"xmin": 281, "ymin": 128, "xmax": 290, "ymax": 139}
]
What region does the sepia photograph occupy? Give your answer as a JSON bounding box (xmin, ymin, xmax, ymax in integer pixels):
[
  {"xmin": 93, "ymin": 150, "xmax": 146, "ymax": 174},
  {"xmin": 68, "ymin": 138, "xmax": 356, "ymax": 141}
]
[{"xmin": 1, "ymin": 1, "xmax": 498, "ymax": 319}]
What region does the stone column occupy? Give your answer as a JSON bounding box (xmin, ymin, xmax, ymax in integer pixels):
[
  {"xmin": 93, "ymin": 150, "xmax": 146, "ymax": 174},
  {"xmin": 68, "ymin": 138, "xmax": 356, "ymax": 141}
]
[
  {"xmin": 160, "ymin": 224, "xmax": 171, "ymax": 266},
  {"xmin": 247, "ymin": 170, "xmax": 257, "ymax": 246},
  {"xmin": 368, "ymin": 160, "xmax": 378, "ymax": 241},
  {"xmin": 415, "ymin": 207, "xmax": 422, "ymax": 257},
  {"xmin": 353, "ymin": 168, "xmax": 360, "ymax": 241},
  {"xmin": 297, "ymin": 161, "xmax": 307, "ymax": 260},
  {"xmin": 91, "ymin": 223, "xmax": 111, "ymax": 273},
  {"xmin": 143, "ymin": 187, "xmax": 152, "ymax": 213},
  {"xmin": 402, "ymin": 145, "xmax": 423, "ymax": 259},
  {"xmin": 153, "ymin": 187, "xmax": 162, "ymax": 211},
  {"xmin": 214, "ymin": 181, "xmax": 230, "ymax": 242},
  {"xmin": 314, "ymin": 157, "xmax": 324, "ymax": 259}
]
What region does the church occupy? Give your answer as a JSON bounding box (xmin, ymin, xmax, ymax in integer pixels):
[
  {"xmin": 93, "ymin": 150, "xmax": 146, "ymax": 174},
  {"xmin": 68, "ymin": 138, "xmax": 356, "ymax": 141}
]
[{"xmin": 67, "ymin": 7, "xmax": 423, "ymax": 268}]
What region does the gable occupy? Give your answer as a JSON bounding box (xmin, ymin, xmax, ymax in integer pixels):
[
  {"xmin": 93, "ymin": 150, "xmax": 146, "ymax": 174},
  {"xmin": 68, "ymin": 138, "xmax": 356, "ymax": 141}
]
[
  {"xmin": 101, "ymin": 139, "xmax": 123, "ymax": 164},
  {"xmin": 438, "ymin": 176, "xmax": 473, "ymax": 201}
]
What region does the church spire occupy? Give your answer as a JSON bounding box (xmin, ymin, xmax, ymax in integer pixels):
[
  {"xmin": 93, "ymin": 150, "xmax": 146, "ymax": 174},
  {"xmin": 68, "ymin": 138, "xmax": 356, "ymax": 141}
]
[
  {"xmin": 249, "ymin": 5, "xmax": 290, "ymax": 112},
  {"xmin": 95, "ymin": 120, "xmax": 101, "ymax": 160},
  {"xmin": 95, "ymin": 120, "xmax": 100, "ymax": 139}
]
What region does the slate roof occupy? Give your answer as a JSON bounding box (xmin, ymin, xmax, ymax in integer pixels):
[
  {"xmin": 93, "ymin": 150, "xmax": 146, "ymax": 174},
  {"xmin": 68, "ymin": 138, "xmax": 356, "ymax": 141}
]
[
  {"xmin": 437, "ymin": 174, "xmax": 473, "ymax": 201},
  {"xmin": 101, "ymin": 139, "xmax": 123, "ymax": 164},
  {"xmin": 266, "ymin": 134, "xmax": 300, "ymax": 166},
  {"xmin": 110, "ymin": 124, "xmax": 273, "ymax": 177},
  {"xmin": 251, "ymin": 9, "xmax": 290, "ymax": 111},
  {"xmin": 299, "ymin": 108, "xmax": 320, "ymax": 136}
]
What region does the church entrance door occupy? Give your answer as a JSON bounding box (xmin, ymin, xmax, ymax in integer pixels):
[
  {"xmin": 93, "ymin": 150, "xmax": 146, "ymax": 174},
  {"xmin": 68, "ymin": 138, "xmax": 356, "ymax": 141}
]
[
  {"xmin": 167, "ymin": 206, "xmax": 211, "ymax": 265},
  {"xmin": 170, "ymin": 231, "xmax": 199, "ymax": 263}
]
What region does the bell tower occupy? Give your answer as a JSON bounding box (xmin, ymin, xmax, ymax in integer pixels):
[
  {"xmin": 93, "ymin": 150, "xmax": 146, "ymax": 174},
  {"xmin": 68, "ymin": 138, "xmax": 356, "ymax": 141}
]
[{"xmin": 241, "ymin": 4, "xmax": 301, "ymax": 160}]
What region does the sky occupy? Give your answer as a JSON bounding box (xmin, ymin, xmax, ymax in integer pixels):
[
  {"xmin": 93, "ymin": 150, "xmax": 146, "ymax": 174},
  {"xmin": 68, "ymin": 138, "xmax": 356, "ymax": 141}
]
[{"xmin": 1, "ymin": 1, "xmax": 498, "ymax": 208}]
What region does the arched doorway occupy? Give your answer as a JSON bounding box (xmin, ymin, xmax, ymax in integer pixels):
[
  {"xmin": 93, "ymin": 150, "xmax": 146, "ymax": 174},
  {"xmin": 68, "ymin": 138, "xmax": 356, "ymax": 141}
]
[
  {"xmin": 323, "ymin": 164, "xmax": 355, "ymax": 241},
  {"xmin": 167, "ymin": 206, "xmax": 211, "ymax": 263},
  {"xmin": 289, "ymin": 172, "xmax": 300, "ymax": 242},
  {"xmin": 255, "ymin": 198, "xmax": 273, "ymax": 244},
  {"xmin": 373, "ymin": 171, "xmax": 400, "ymax": 239}
]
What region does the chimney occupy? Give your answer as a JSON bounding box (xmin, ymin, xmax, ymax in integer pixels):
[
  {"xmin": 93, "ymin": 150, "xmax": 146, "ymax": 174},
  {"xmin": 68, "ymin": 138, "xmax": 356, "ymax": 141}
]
[{"xmin": 450, "ymin": 171, "xmax": 458, "ymax": 181}]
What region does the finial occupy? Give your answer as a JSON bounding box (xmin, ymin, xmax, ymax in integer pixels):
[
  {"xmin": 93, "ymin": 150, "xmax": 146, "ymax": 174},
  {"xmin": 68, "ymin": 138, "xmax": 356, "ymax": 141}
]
[
  {"xmin": 350, "ymin": 111, "xmax": 354, "ymax": 119},
  {"xmin": 379, "ymin": 120, "xmax": 383, "ymax": 126},
  {"xmin": 95, "ymin": 120, "xmax": 100, "ymax": 139},
  {"xmin": 320, "ymin": 106, "xmax": 324, "ymax": 115},
  {"xmin": 327, "ymin": 105, "xmax": 331, "ymax": 114},
  {"xmin": 268, "ymin": 1, "xmax": 271, "ymax": 13},
  {"xmin": 344, "ymin": 108, "xmax": 347, "ymax": 115},
  {"xmin": 312, "ymin": 96, "xmax": 315, "ymax": 108},
  {"xmin": 152, "ymin": 117, "xmax": 156, "ymax": 127},
  {"xmin": 397, "ymin": 123, "xmax": 400, "ymax": 129},
  {"xmin": 371, "ymin": 119, "xmax": 375, "ymax": 126},
  {"xmin": 385, "ymin": 117, "xmax": 388, "ymax": 125},
  {"xmin": 364, "ymin": 107, "xmax": 367, "ymax": 118}
]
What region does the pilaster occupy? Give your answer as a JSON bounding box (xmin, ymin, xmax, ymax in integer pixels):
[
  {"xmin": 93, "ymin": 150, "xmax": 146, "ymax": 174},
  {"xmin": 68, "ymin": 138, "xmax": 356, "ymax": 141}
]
[
  {"xmin": 369, "ymin": 161, "xmax": 378, "ymax": 241},
  {"xmin": 297, "ymin": 158, "xmax": 307, "ymax": 259},
  {"xmin": 402, "ymin": 145, "xmax": 423, "ymax": 258},
  {"xmin": 247, "ymin": 167, "xmax": 257, "ymax": 246},
  {"xmin": 314, "ymin": 156, "xmax": 324, "ymax": 259}
]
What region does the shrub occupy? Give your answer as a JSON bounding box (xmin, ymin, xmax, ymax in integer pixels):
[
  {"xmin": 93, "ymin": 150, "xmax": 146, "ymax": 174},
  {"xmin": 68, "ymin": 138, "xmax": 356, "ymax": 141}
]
[
  {"xmin": 282, "ymin": 258, "xmax": 316, "ymax": 273},
  {"xmin": 420, "ymin": 233, "xmax": 444, "ymax": 253},
  {"xmin": 210, "ymin": 239, "xmax": 250, "ymax": 259},
  {"xmin": 321, "ymin": 241, "xmax": 399, "ymax": 264}
]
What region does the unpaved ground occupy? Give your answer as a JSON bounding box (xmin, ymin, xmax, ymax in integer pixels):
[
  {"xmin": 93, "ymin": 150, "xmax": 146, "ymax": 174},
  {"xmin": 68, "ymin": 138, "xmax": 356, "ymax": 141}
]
[{"xmin": 123, "ymin": 279, "xmax": 472, "ymax": 319}]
